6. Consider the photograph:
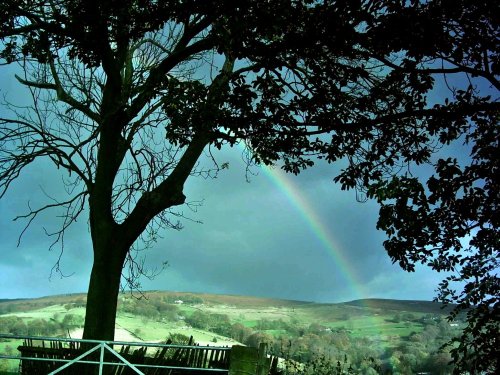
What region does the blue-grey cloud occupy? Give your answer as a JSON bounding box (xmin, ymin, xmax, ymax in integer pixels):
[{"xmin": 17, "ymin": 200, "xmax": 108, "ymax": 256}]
[{"xmin": 0, "ymin": 69, "xmax": 446, "ymax": 303}]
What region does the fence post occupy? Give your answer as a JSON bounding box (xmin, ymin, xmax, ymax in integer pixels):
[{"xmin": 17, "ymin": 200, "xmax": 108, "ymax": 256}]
[
  {"xmin": 228, "ymin": 343, "xmax": 271, "ymax": 375},
  {"xmin": 256, "ymin": 343, "xmax": 271, "ymax": 375},
  {"xmin": 228, "ymin": 346, "xmax": 257, "ymax": 375}
]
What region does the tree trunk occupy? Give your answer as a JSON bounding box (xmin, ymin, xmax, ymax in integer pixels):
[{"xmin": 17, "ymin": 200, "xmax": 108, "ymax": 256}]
[{"xmin": 82, "ymin": 231, "xmax": 127, "ymax": 342}]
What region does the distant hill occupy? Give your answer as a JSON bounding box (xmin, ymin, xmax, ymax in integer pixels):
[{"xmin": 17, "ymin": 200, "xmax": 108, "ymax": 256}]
[
  {"xmin": 343, "ymin": 298, "xmax": 454, "ymax": 314},
  {"xmin": 0, "ymin": 290, "xmax": 456, "ymax": 314},
  {"xmin": 161, "ymin": 291, "xmax": 313, "ymax": 308}
]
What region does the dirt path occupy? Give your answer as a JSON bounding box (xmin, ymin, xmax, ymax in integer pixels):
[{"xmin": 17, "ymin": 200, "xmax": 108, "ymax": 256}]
[{"xmin": 69, "ymin": 328, "xmax": 139, "ymax": 342}]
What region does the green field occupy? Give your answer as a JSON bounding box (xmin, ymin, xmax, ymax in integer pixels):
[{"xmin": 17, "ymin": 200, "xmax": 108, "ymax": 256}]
[
  {"xmin": 0, "ymin": 291, "xmax": 461, "ymax": 373},
  {"xmin": 0, "ymin": 291, "xmax": 455, "ymax": 342}
]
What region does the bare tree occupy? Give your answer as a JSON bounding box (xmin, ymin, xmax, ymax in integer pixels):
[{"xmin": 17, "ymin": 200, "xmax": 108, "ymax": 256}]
[{"xmin": 0, "ymin": 10, "xmax": 233, "ymax": 340}]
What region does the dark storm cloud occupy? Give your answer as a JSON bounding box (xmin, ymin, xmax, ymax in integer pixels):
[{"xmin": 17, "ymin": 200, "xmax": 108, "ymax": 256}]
[
  {"xmin": 0, "ymin": 70, "xmax": 444, "ymax": 302},
  {"xmin": 135, "ymin": 152, "xmax": 443, "ymax": 303}
]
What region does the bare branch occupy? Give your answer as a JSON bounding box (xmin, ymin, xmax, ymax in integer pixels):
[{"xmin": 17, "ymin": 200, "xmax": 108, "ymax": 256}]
[{"xmin": 14, "ymin": 190, "xmax": 87, "ymax": 247}]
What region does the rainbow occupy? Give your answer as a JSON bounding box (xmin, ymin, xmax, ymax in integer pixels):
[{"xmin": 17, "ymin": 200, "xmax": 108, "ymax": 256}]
[
  {"xmin": 258, "ymin": 163, "xmax": 367, "ymax": 302},
  {"xmin": 258, "ymin": 165, "xmax": 398, "ymax": 365},
  {"xmin": 235, "ymin": 143, "xmax": 390, "ymax": 361}
]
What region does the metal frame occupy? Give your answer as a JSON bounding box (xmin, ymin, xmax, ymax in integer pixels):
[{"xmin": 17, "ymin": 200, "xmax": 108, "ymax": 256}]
[{"xmin": 0, "ymin": 334, "xmax": 230, "ymax": 374}]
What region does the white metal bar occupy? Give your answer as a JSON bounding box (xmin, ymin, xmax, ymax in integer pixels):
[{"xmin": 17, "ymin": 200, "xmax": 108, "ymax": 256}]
[
  {"xmin": 0, "ymin": 333, "xmax": 230, "ymax": 373},
  {"xmin": 99, "ymin": 343, "xmax": 105, "ymax": 375},
  {"xmin": 103, "ymin": 343, "xmax": 144, "ymax": 375},
  {"xmin": 0, "ymin": 355, "xmax": 228, "ymax": 371},
  {"xmin": 48, "ymin": 343, "xmax": 101, "ymax": 374},
  {"xmin": 0, "ymin": 334, "xmax": 229, "ymax": 350}
]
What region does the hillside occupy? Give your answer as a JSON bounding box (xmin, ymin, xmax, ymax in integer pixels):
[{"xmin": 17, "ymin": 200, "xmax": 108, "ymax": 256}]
[
  {"xmin": 0, "ymin": 291, "xmax": 462, "ymax": 374},
  {"xmin": 342, "ymin": 298, "xmax": 454, "ymax": 314},
  {"xmin": 0, "ymin": 290, "xmax": 453, "ymax": 311}
]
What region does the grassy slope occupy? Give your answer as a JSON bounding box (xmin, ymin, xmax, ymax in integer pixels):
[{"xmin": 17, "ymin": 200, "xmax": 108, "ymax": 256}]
[
  {"xmin": 0, "ymin": 291, "xmax": 453, "ymax": 348},
  {"xmin": 0, "ymin": 291, "xmax": 458, "ymax": 372}
]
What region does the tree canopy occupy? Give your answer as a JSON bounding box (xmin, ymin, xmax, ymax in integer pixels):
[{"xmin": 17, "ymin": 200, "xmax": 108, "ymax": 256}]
[{"xmin": 0, "ymin": 1, "xmax": 498, "ymax": 372}]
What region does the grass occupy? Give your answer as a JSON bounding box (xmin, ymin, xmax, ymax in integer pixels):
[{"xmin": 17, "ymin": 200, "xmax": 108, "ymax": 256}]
[
  {"xmin": 1, "ymin": 304, "xmax": 67, "ymax": 320},
  {"xmin": 0, "ymin": 339, "xmax": 21, "ymax": 373},
  {"xmin": 1, "ymin": 290, "xmax": 453, "ymax": 352},
  {"xmin": 240, "ymin": 319, "xmax": 258, "ymax": 328},
  {"xmin": 264, "ymin": 329, "xmax": 289, "ymax": 336},
  {"xmin": 320, "ymin": 314, "xmax": 426, "ymax": 344}
]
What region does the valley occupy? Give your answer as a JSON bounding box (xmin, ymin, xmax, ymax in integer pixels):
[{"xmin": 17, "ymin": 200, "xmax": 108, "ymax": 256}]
[{"xmin": 0, "ymin": 291, "xmax": 462, "ymax": 374}]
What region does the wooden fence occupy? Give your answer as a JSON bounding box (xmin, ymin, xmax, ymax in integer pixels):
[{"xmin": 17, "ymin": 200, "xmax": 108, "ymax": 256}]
[{"xmin": 17, "ymin": 336, "xmax": 230, "ymax": 374}]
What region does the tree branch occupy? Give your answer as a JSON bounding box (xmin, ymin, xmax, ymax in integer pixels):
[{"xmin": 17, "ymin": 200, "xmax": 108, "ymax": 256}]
[
  {"xmin": 373, "ymin": 54, "xmax": 500, "ymax": 92},
  {"xmin": 120, "ymin": 131, "xmax": 209, "ymax": 247},
  {"xmin": 299, "ymin": 101, "xmax": 500, "ymax": 135},
  {"xmin": 126, "ymin": 30, "xmax": 215, "ymax": 122},
  {"xmin": 14, "ymin": 67, "xmax": 101, "ymax": 124}
]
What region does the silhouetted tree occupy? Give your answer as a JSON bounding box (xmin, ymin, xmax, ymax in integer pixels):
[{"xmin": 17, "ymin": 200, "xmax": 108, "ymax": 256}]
[
  {"xmin": 0, "ymin": 1, "xmax": 497, "ymax": 372},
  {"xmin": 362, "ymin": 2, "xmax": 499, "ymax": 372}
]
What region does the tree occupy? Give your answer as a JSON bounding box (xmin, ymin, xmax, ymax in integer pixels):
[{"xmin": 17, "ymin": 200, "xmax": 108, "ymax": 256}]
[
  {"xmin": 230, "ymin": 323, "xmax": 253, "ymax": 343},
  {"xmin": 9, "ymin": 319, "xmax": 28, "ymax": 335},
  {"xmin": 362, "ymin": 2, "xmax": 499, "ymax": 371},
  {"xmin": 245, "ymin": 332, "xmax": 274, "ymax": 349},
  {"xmin": 61, "ymin": 313, "xmax": 83, "ymax": 329},
  {"xmin": 185, "ymin": 310, "xmax": 210, "ymax": 330},
  {"xmin": 0, "ymin": 1, "xmax": 498, "ymax": 372}
]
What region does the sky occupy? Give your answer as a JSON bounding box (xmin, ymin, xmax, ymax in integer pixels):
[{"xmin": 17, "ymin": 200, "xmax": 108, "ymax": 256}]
[
  {"xmin": 0, "ymin": 141, "xmax": 447, "ymax": 303},
  {"xmin": 0, "ymin": 148, "xmax": 448, "ymax": 303},
  {"xmin": 0, "ymin": 60, "xmax": 459, "ymax": 305}
]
